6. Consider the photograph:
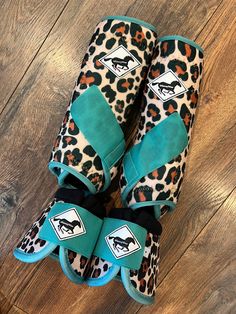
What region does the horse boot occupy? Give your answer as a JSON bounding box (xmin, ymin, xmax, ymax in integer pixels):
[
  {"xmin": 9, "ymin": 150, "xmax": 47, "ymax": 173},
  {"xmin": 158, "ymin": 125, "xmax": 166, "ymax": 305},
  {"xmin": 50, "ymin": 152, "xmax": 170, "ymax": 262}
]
[
  {"xmin": 13, "ymin": 16, "xmax": 158, "ymax": 284},
  {"xmin": 14, "ymin": 188, "xmax": 106, "ymax": 283},
  {"xmin": 85, "ymin": 35, "xmax": 204, "ymax": 303},
  {"xmin": 87, "ymin": 207, "xmax": 162, "ymax": 305}
]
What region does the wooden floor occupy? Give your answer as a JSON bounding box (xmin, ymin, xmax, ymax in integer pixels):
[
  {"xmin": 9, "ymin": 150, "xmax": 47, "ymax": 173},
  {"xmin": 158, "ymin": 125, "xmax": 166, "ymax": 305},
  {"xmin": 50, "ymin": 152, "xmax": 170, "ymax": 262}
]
[{"xmin": 0, "ymin": 0, "xmax": 235, "ymax": 313}]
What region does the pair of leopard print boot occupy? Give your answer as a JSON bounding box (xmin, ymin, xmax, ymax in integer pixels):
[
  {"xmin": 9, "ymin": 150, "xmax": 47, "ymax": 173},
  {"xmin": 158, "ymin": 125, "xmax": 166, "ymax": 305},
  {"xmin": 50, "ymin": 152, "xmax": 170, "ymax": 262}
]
[{"xmin": 14, "ymin": 16, "xmax": 203, "ymax": 305}]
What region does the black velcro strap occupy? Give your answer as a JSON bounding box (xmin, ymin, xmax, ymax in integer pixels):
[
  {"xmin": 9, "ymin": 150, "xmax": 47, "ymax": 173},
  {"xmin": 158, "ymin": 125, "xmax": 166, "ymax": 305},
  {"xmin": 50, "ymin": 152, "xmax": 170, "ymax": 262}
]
[
  {"xmin": 55, "ymin": 188, "xmax": 106, "ymax": 219},
  {"xmin": 109, "ymin": 207, "xmax": 162, "ymax": 236}
]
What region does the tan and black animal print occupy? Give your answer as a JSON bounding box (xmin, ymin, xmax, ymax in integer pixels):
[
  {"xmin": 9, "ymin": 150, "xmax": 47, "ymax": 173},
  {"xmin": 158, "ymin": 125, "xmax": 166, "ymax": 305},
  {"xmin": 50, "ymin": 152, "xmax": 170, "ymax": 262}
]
[
  {"xmin": 16, "ymin": 200, "xmax": 55, "ymax": 254},
  {"xmin": 49, "ymin": 17, "xmax": 158, "ymax": 192},
  {"xmin": 129, "ymin": 233, "xmax": 160, "ymax": 297},
  {"xmin": 120, "ymin": 37, "xmax": 204, "ymax": 216},
  {"xmin": 85, "ymin": 231, "xmax": 160, "ymax": 299},
  {"xmin": 86, "ymin": 256, "xmax": 113, "ymax": 280}
]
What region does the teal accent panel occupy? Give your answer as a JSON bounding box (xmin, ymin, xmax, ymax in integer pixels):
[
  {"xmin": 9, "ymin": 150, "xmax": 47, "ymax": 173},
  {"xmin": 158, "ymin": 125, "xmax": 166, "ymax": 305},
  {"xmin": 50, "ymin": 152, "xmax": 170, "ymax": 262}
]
[
  {"xmin": 122, "ymin": 113, "xmax": 188, "ymax": 205},
  {"xmin": 70, "ymin": 86, "xmax": 125, "ymax": 176},
  {"xmin": 93, "ymin": 218, "xmax": 147, "ymax": 270},
  {"xmin": 39, "ymin": 202, "xmax": 103, "ymax": 258}
]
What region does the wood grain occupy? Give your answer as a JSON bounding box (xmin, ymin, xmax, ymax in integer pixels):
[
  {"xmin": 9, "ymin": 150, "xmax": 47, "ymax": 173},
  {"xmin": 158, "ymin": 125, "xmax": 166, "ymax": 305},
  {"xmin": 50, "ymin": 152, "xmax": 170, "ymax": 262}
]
[
  {"xmin": 0, "ymin": 0, "xmax": 235, "ymax": 313},
  {"xmin": 7, "ymin": 305, "xmax": 27, "ymax": 314},
  {"xmin": 140, "ymin": 190, "xmax": 236, "ymax": 314},
  {"xmin": 0, "ymin": 0, "xmax": 69, "ymax": 113}
]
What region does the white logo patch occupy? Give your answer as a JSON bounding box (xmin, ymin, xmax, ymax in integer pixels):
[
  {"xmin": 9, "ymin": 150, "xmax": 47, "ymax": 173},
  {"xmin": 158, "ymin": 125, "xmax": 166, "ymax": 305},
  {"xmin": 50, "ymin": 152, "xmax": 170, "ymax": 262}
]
[
  {"xmin": 148, "ymin": 69, "xmax": 187, "ymax": 102},
  {"xmin": 105, "ymin": 225, "xmax": 141, "ymax": 259},
  {"xmin": 49, "ymin": 208, "xmax": 86, "ymax": 240},
  {"xmin": 99, "ymin": 45, "xmax": 141, "ymax": 77}
]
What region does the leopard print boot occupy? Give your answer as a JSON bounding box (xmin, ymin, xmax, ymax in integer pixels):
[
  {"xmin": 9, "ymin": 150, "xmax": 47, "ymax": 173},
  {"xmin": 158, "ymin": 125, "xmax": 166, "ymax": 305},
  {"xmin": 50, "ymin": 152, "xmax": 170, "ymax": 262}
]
[
  {"xmin": 14, "ymin": 16, "xmax": 158, "ymax": 285},
  {"xmin": 86, "ymin": 35, "xmax": 204, "ymax": 304}
]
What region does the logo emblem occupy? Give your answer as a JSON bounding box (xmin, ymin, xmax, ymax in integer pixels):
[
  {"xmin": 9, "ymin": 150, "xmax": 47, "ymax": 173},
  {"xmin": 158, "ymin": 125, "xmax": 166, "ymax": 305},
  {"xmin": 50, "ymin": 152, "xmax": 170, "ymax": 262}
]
[
  {"xmin": 105, "ymin": 225, "xmax": 141, "ymax": 259},
  {"xmin": 49, "ymin": 208, "xmax": 86, "ymax": 240},
  {"xmin": 99, "ymin": 45, "xmax": 141, "ymax": 78},
  {"xmin": 148, "ymin": 69, "xmax": 187, "ymax": 102}
]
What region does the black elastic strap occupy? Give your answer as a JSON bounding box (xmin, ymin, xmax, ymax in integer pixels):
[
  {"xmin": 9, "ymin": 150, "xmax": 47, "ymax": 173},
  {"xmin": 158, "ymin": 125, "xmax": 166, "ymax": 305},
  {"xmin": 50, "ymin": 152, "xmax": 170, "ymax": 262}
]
[
  {"xmin": 55, "ymin": 188, "xmax": 106, "ymax": 219},
  {"xmin": 109, "ymin": 207, "xmax": 162, "ymax": 236}
]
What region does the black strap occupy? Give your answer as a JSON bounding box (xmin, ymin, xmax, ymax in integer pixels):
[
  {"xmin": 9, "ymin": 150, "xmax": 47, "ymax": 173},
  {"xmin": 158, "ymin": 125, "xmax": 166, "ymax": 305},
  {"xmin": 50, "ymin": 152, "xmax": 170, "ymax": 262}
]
[
  {"xmin": 109, "ymin": 207, "xmax": 162, "ymax": 236},
  {"xmin": 54, "ymin": 188, "xmax": 106, "ymax": 219}
]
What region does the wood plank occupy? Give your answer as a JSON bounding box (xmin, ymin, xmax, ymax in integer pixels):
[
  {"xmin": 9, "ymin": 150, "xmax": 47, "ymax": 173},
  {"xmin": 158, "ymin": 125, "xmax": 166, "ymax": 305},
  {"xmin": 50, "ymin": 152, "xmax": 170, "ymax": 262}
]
[
  {"xmin": 0, "ymin": 0, "xmax": 69, "ymax": 113},
  {"xmin": 0, "ymin": 0, "xmax": 232, "ymax": 313},
  {"xmin": 7, "ymin": 305, "xmax": 28, "ymax": 314},
  {"xmin": 139, "ymin": 189, "xmax": 236, "ymax": 314},
  {"xmin": 0, "ymin": 290, "xmax": 12, "ymax": 314}
]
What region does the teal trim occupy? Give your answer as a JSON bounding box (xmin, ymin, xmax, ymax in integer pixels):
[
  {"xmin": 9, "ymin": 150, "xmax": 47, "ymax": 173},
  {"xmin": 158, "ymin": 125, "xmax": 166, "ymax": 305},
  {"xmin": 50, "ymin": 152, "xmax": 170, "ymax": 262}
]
[
  {"xmin": 102, "ymin": 16, "xmax": 157, "ymax": 33},
  {"xmin": 39, "ymin": 202, "xmax": 103, "ymax": 258},
  {"xmin": 59, "ymin": 247, "xmax": 84, "ymax": 284},
  {"xmin": 121, "ymin": 268, "xmax": 154, "ymax": 305},
  {"xmin": 48, "ymin": 161, "xmax": 97, "ymax": 193},
  {"xmin": 48, "ymin": 161, "xmax": 75, "ymax": 189},
  {"xmin": 101, "ymin": 160, "xmax": 111, "ymax": 192},
  {"xmin": 130, "ymin": 200, "xmax": 175, "ymax": 210},
  {"xmin": 158, "ymin": 35, "xmax": 203, "ymax": 53},
  {"xmin": 13, "ymin": 242, "xmax": 56, "ymax": 263},
  {"xmin": 70, "ymin": 85, "xmax": 125, "ymax": 190},
  {"xmin": 58, "ymin": 170, "xmax": 75, "ymax": 189},
  {"xmin": 93, "ymin": 218, "xmax": 147, "ymax": 270},
  {"xmin": 122, "ymin": 113, "xmax": 188, "ymax": 206},
  {"xmin": 129, "ymin": 200, "xmax": 176, "ymax": 219},
  {"xmin": 86, "ymin": 264, "xmax": 120, "ymax": 287}
]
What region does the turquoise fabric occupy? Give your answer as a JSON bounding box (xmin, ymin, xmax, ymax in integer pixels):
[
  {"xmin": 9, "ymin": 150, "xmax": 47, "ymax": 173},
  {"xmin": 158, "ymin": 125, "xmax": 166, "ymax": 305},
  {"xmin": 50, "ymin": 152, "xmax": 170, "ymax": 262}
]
[
  {"xmin": 70, "ymin": 85, "xmax": 125, "ymax": 190},
  {"xmin": 93, "ymin": 218, "xmax": 147, "ymax": 270},
  {"xmin": 121, "ymin": 113, "xmax": 188, "ymax": 205},
  {"xmin": 39, "ymin": 202, "xmax": 103, "ymax": 258},
  {"xmin": 13, "ymin": 242, "xmax": 57, "ymax": 263}
]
